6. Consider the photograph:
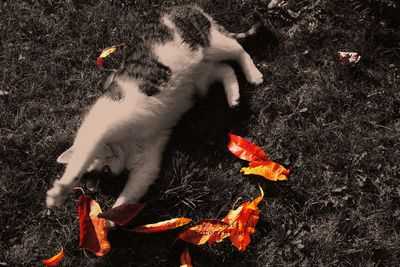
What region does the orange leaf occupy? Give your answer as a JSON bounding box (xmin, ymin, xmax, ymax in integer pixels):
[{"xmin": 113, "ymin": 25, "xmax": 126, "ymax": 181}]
[
  {"xmin": 240, "ymin": 161, "xmax": 290, "ymax": 181},
  {"xmin": 227, "ymin": 134, "xmax": 269, "ymax": 162},
  {"xmin": 133, "ymin": 217, "xmax": 192, "ymax": 233},
  {"xmin": 180, "ymin": 248, "xmax": 192, "ymax": 267},
  {"xmin": 179, "ymin": 219, "xmax": 230, "ymax": 245},
  {"xmin": 78, "ymin": 194, "xmax": 111, "ymax": 256},
  {"xmin": 42, "ymin": 247, "xmax": 64, "ymax": 266},
  {"xmin": 228, "ymin": 207, "xmax": 260, "ymax": 251},
  {"xmin": 221, "ymin": 186, "xmax": 264, "ymax": 251},
  {"xmin": 98, "ymin": 203, "xmax": 144, "ymax": 226}
]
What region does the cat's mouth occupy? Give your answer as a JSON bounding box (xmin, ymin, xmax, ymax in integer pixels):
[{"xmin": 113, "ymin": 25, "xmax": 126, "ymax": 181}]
[{"xmin": 81, "ymin": 172, "xmax": 102, "ymax": 192}]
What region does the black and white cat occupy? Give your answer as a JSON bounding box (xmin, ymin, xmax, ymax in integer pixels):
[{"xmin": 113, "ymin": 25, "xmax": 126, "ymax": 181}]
[{"xmin": 46, "ymin": 5, "xmax": 264, "ymax": 212}]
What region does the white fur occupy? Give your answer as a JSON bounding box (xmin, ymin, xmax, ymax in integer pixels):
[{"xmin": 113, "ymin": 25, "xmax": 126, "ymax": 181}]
[{"xmin": 46, "ymin": 9, "xmax": 264, "ymax": 213}]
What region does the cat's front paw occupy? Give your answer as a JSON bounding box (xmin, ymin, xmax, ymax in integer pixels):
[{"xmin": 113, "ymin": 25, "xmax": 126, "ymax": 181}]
[
  {"xmin": 248, "ymin": 69, "xmax": 264, "ymax": 85},
  {"xmin": 46, "ymin": 182, "xmax": 68, "ymax": 208},
  {"xmin": 229, "ymin": 97, "xmax": 240, "ymax": 109}
]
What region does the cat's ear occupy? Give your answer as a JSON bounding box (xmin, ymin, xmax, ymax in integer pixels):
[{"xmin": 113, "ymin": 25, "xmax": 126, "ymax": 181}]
[{"xmin": 57, "ymin": 146, "xmax": 75, "ymax": 164}]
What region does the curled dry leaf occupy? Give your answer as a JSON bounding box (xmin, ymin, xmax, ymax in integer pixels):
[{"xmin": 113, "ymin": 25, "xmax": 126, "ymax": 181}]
[
  {"xmin": 178, "ymin": 186, "xmax": 265, "ymax": 251},
  {"xmin": 97, "ymin": 44, "xmax": 123, "ymax": 67},
  {"xmin": 180, "ymin": 248, "xmax": 193, "ymax": 267},
  {"xmin": 228, "ymin": 133, "xmax": 269, "ymax": 162},
  {"xmin": 228, "ymin": 134, "xmax": 290, "ymax": 181},
  {"xmin": 221, "ymin": 185, "xmax": 264, "ymax": 251},
  {"xmin": 132, "ymin": 217, "xmax": 192, "ymax": 233},
  {"xmin": 240, "ymin": 161, "xmax": 290, "ymax": 181},
  {"xmin": 42, "ymin": 246, "xmax": 64, "ymax": 267},
  {"xmin": 98, "ymin": 203, "xmax": 145, "ymax": 226},
  {"xmin": 78, "ymin": 194, "xmax": 110, "ymax": 256},
  {"xmin": 338, "ymin": 51, "xmax": 361, "ymax": 66},
  {"xmin": 179, "ymin": 219, "xmax": 230, "ymax": 245}
]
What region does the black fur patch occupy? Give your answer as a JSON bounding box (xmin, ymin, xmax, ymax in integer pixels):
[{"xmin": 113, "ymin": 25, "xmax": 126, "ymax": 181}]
[
  {"xmin": 122, "ymin": 49, "xmax": 172, "ymax": 96},
  {"xmin": 169, "ymin": 6, "xmax": 211, "ymax": 49},
  {"xmin": 113, "ymin": 10, "xmax": 173, "ymax": 97}
]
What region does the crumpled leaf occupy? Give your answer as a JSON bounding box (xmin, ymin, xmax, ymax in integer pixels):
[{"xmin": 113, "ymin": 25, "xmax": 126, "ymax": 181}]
[
  {"xmin": 179, "ymin": 219, "xmax": 230, "ymax": 245},
  {"xmin": 227, "ymin": 133, "xmax": 269, "ymax": 162},
  {"xmin": 78, "ymin": 194, "xmax": 110, "ymax": 256},
  {"xmin": 240, "ymin": 161, "xmax": 290, "ymax": 181},
  {"xmin": 228, "ymin": 134, "xmax": 290, "ymax": 181},
  {"xmin": 132, "ymin": 217, "xmax": 192, "ymax": 233},
  {"xmin": 97, "ymin": 44, "xmax": 122, "ymax": 67},
  {"xmin": 42, "ymin": 247, "xmax": 64, "ymax": 266},
  {"xmin": 180, "ymin": 248, "xmax": 192, "ymax": 267},
  {"xmin": 98, "ymin": 203, "xmax": 145, "ymax": 226},
  {"xmin": 221, "ymin": 185, "xmax": 264, "ymax": 251},
  {"xmin": 338, "ymin": 51, "xmax": 361, "ymax": 66}
]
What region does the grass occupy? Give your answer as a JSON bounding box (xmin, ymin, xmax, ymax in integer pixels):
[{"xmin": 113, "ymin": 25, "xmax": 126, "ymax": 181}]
[{"xmin": 1, "ymin": 0, "xmax": 399, "ymax": 266}]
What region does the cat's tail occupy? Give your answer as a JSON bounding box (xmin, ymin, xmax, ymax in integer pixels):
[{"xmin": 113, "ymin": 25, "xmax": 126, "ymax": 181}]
[{"xmin": 229, "ymin": 13, "xmax": 265, "ymax": 41}]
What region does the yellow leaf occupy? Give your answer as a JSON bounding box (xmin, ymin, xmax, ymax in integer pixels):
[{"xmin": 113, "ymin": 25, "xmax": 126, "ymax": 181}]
[{"xmin": 240, "ymin": 161, "xmax": 289, "ymax": 181}]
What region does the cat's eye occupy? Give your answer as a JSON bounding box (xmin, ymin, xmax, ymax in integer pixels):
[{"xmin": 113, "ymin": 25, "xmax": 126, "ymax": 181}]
[{"xmin": 102, "ymin": 165, "xmax": 111, "ymax": 174}]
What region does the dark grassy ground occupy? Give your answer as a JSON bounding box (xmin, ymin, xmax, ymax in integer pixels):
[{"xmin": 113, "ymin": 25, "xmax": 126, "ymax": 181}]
[{"xmin": 1, "ymin": 0, "xmax": 399, "ymax": 266}]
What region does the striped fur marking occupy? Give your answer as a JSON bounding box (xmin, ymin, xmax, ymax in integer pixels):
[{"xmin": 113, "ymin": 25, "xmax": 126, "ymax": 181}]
[{"xmin": 169, "ymin": 6, "xmax": 211, "ymax": 49}]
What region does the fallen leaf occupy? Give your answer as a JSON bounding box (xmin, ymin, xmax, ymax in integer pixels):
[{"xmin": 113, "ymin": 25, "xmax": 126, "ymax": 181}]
[
  {"xmin": 98, "ymin": 203, "xmax": 145, "ymax": 226},
  {"xmin": 228, "ymin": 134, "xmax": 290, "ymax": 181},
  {"xmin": 222, "ymin": 185, "xmax": 264, "ymax": 251},
  {"xmin": 338, "ymin": 51, "xmax": 361, "ymax": 66},
  {"xmin": 132, "ymin": 217, "xmax": 192, "ymax": 233},
  {"xmin": 180, "ymin": 248, "xmax": 192, "ymax": 267},
  {"xmin": 97, "ymin": 57, "xmax": 104, "ymax": 68},
  {"xmin": 78, "ymin": 194, "xmax": 110, "ymax": 256},
  {"xmin": 228, "ymin": 134, "xmax": 269, "ymax": 162},
  {"xmin": 42, "ymin": 247, "xmax": 64, "ymax": 267},
  {"xmin": 240, "ymin": 161, "xmax": 290, "ymax": 181},
  {"xmin": 179, "ymin": 219, "xmax": 230, "ymax": 246},
  {"xmin": 97, "ymin": 44, "xmax": 123, "ymax": 67}
]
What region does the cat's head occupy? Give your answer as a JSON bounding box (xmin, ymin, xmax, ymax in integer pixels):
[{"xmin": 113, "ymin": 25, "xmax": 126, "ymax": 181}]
[{"xmin": 56, "ymin": 144, "xmax": 125, "ymax": 176}]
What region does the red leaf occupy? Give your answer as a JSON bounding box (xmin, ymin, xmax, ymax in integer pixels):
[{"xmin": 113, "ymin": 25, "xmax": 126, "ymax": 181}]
[
  {"xmin": 227, "ymin": 134, "xmax": 269, "ymax": 162},
  {"xmin": 228, "ymin": 134, "xmax": 290, "ymax": 182},
  {"xmin": 78, "ymin": 194, "xmax": 110, "ymax": 256},
  {"xmin": 132, "ymin": 217, "xmax": 192, "ymax": 233},
  {"xmin": 42, "ymin": 247, "xmax": 64, "ymax": 266},
  {"xmin": 179, "ymin": 219, "xmax": 230, "ymax": 246},
  {"xmin": 180, "ymin": 248, "xmax": 192, "ymax": 267},
  {"xmin": 96, "ymin": 57, "xmax": 103, "ymax": 67},
  {"xmin": 98, "ymin": 203, "xmax": 145, "ymax": 226}
]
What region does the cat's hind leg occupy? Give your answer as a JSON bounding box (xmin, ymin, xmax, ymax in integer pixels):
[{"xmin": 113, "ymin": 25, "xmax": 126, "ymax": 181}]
[
  {"xmin": 199, "ymin": 62, "xmax": 240, "ymax": 108},
  {"xmin": 205, "ymin": 29, "xmax": 263, "ymax": 85}
]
